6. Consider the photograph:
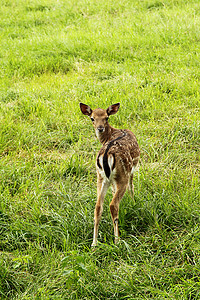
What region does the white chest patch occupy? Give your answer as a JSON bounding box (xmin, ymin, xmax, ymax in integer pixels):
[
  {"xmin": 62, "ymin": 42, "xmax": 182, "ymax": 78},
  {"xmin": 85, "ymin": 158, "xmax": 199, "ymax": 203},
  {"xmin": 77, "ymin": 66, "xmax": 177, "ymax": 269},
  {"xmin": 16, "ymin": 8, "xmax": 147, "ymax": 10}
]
[{"xmin": 95, "ymin": 129, "xmax": 101, "ymax": 140}]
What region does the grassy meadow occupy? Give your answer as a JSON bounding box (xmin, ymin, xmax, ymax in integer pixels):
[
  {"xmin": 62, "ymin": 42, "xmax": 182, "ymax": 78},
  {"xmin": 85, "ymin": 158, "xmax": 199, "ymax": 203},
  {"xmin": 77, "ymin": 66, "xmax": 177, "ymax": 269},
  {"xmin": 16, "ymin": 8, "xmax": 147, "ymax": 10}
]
[{"xmin": 0, "ymin": 0, "xmax": 200, "ymax": 298}]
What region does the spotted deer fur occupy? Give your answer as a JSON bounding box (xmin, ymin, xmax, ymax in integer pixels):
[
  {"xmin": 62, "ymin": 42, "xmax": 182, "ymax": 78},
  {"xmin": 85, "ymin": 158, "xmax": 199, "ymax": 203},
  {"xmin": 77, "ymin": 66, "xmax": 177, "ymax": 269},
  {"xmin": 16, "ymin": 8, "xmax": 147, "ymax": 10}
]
[{"xmin": 80, "ymin": 102, "xmax": 140, "ymax": 246}]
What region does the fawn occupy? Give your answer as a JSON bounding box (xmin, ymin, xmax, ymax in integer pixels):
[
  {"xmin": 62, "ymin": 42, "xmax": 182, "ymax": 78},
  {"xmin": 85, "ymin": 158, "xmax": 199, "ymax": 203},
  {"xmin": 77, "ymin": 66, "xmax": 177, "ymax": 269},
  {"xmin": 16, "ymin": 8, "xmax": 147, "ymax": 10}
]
[{"xmin": 80, "ymin": 102, "xmax": 140, "ymax": 246}]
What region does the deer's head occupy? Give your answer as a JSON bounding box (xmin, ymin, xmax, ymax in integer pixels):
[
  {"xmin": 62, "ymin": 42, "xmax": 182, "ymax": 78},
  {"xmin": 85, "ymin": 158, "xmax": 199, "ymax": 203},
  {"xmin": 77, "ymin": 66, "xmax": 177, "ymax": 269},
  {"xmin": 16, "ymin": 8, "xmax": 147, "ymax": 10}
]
[{"xmin": 80, "ymin": 103, "xmax": 120, "ymax": 138}]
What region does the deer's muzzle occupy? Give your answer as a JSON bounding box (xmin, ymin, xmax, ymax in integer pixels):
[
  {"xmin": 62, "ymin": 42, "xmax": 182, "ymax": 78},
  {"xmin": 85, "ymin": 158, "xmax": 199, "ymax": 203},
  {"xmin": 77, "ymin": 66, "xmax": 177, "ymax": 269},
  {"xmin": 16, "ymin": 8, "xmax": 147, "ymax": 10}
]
[{"xmin": 97, "ymin": 126, "xmax": 105, "ymax": 133}]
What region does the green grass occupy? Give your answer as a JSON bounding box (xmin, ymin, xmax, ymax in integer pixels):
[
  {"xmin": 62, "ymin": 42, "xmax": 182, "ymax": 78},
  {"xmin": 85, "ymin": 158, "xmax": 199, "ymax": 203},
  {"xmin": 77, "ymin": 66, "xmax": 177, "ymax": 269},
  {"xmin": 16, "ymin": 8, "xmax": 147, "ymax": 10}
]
[{"xmin": 0, "ymin": 0, "xmax": 199, "ymax": 298}]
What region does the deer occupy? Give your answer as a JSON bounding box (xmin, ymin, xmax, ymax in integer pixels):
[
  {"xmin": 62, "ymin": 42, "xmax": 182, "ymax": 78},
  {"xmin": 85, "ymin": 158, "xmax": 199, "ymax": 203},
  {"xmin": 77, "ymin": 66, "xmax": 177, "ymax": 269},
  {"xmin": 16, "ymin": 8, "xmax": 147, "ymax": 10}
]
[{"xmin": 80, "ymin": 102, "xmax": 140, "ymax": 247}]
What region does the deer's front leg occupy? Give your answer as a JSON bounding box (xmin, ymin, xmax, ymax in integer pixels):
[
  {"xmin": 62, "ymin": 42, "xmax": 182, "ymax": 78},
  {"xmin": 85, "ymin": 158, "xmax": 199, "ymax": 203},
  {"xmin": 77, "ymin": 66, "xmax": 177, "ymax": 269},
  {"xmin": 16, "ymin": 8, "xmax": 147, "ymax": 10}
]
[{"xmin": 92, "ymin": 174, "xmax": 109, "ymax": 247}]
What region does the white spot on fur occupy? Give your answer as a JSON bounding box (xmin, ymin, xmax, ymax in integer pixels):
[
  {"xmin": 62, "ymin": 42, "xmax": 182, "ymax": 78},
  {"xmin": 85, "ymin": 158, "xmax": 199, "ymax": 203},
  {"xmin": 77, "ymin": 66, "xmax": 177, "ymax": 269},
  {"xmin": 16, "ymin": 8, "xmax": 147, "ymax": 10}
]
[
  {"xmin": 131, "ymin": 166, "xmax": 135, "ymax": 174},
  {"xmin": 119, "ymin": 157, "xmax": 128, "ymax": 175}
]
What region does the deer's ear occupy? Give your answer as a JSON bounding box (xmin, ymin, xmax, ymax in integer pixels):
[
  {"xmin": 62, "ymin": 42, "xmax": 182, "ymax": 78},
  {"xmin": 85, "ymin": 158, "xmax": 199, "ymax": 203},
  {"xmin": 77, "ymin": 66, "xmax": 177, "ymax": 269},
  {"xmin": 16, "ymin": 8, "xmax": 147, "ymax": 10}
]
[
  {"xmin": 80, "ymin": 103, "xmax": 92, "ymax": 116},
  {"xmin": 106, "ymin": 103, "xmax": 120, "ymax": 116}
]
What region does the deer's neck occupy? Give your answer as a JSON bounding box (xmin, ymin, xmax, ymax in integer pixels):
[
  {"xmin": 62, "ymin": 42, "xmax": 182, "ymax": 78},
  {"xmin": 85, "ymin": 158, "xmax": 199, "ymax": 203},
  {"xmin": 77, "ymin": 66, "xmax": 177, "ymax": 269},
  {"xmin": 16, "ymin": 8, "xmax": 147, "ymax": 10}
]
[{"xmin": 97, "ymin": 125, "xmax": 116, "ymax": 144}]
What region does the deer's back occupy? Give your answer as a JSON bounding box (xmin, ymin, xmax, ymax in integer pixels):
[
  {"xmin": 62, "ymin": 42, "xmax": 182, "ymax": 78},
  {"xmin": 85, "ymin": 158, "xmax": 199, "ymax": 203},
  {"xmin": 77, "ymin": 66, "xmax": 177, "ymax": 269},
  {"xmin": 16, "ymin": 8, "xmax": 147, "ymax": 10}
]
[{"xmin": 97, "ymin": 129, "xmax": 140, "ymax": 180}]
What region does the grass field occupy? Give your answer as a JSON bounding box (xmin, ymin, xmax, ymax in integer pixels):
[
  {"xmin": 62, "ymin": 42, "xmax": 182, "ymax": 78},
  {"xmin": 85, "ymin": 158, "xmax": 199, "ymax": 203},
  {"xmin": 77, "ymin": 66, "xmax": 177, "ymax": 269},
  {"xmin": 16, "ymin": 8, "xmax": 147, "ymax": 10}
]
[{"xmin": 0, "ymin": 0, "xmax": 200, "ymax": 298}]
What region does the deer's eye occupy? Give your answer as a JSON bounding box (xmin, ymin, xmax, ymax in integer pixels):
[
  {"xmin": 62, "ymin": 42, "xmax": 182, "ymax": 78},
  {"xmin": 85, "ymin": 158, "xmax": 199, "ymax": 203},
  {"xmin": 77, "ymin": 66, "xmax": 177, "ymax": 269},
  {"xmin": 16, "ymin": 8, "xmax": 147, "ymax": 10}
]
[{"xmin": 91, "ymin": 117, "xmax": 94, "ymax": 122}]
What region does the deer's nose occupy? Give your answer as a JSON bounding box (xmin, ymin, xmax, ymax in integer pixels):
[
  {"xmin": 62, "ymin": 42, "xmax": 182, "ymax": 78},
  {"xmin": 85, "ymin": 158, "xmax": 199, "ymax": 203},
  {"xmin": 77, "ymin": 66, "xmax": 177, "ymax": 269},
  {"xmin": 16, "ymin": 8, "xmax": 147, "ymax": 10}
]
[{"xmin": 97, "ymin": 126, "xmax": 104, "ymax": 133}]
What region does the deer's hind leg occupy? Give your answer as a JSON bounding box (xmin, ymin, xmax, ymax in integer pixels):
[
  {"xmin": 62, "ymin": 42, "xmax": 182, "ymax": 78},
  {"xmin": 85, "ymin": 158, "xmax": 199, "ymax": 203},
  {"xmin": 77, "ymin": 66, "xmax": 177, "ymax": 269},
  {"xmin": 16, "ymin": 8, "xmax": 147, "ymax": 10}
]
[
  {"xmin": 128, "ymin": 162, "xmax": 139, "ymax": 199},
  {"xmin": 92, "ymin": 173, "xmax": 109, "ymax": 247},
  {"xmin": 109, "ymin": 180, "xmax": 127, "ymax": 244}
]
